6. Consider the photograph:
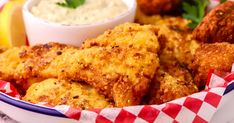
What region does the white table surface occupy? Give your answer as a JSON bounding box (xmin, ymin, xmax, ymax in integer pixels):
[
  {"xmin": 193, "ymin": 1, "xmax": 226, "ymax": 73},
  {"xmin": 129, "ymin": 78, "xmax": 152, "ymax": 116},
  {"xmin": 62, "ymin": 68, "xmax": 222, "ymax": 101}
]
[{"xmin": 0, "ymin": 112, "xmax": 18, "ymax": 123}]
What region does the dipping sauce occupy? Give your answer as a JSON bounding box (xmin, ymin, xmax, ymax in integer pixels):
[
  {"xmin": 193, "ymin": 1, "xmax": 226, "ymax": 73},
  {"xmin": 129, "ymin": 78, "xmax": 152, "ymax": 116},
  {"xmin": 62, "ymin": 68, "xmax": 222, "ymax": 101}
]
[{"xmin": 30, "ymin": 0, "xmax": 128, "ymax": 25}]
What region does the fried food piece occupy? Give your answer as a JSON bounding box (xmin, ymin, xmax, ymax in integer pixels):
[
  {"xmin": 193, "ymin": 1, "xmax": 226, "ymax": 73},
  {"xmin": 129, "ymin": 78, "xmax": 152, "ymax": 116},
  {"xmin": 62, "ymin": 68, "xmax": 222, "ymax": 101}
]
[
  {"xmin": 135, "ymin": 9, "xmax": 190, "ymax": 32},
  {"xmin": 23, "ymin": 79, "xmax": 112, "ymax": 109},
  {"xmin": 193, "ymin": 1, "xmax": 234, "ymax": 43},
  {"xmin": 12, "ymin": 77, "xmax": 45, "ymax": 95},
  {"xmin": 0, "ymin": 46, "xmax": 6, "ymax": 53},
  {"xmin": 158, "ymin": 28, "xmax": 200, "ymax": 67},
  {"xmin": 190, "ymin": 42, "xmax": 234, "ymax": 88},
  {"xmin": 135, "ymin": 10, "xmax": 200, "ymax": 66},
  {"xmin": 0, "ymin": 47, "xmax": 24, "ymax": 80},
  {"xmin": 0, "ymin": 42, "xmax": 159, "ymax": 107},
  {"xmin": 0, "ymin": 23, "xmax": 160, "ymax": 107},
  {"xmin": 149, "ymin": 31, "xmax": 199, "ymax": 104},
  {"xmin": 135, "ymin": 11, "xmax": 199, "ymax": 103},
  {"xmin": 148, "ymin": 66, "xmax": 198, "ymax": 104},
  {"xmin": 82, "ymin": 23, "xmax": 160, "ymax": 53},
  {"xmin": 137, "ymin": 0, "xmax": 182, "ymax": 15}
]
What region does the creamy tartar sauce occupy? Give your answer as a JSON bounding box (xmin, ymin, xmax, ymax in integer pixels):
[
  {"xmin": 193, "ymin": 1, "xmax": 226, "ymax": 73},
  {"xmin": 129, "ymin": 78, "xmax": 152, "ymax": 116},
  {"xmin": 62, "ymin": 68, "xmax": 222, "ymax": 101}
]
[{"xmin": 30, "ymin": 0, "xmax": 128, "ymax": 25}]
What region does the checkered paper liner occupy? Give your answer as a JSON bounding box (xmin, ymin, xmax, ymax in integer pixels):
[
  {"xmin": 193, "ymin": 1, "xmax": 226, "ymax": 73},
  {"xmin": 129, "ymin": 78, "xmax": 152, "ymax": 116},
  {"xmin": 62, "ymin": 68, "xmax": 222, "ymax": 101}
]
[{"xmin": 1, "ymin": 64, "xmax": 234, "ymax": 123}]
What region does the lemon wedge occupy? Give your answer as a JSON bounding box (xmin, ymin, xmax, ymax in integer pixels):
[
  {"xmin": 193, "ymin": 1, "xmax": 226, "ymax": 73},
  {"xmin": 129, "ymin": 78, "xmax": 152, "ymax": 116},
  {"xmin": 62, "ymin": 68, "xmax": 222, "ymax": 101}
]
[{"xmin": 0, "ymin": 0, "xmax": 26, "ymax": 48}]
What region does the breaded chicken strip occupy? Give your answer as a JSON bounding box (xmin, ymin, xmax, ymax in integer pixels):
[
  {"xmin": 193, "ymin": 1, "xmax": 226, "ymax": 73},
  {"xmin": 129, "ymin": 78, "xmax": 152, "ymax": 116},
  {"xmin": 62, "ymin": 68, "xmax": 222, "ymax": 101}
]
[
  {"xmin": 158, "ymin": 27, "xmax": 199, "ymax": 67},
  {"xmin": 23, "ymin": 79, "xmax": 112, "ymax": 109},
  {"xmin": 135, "ymin": 10, "xmax": 200, "ymax": 66},
  {"xmin": 135, "ymin": 9, "xmax": 190, "ymax": 32},
  {"xmin": 190, "ymin": 43, "xmax": 234, "ymax": 88},
  {"xmin": 0, "ymin": 44, "xmax": 159, "ymax": 106},
  {"xmin": 148, "ymin": 34, "xmax": 199, "ymax": 103},
  {"xmin": 148, "ymin": 66, "xmax": 198, "ymax": 104},
  {"xmin": 82, "ymin": 23, "xmax": 160, "ymax": 53},
  {"xmin": 137, "ymin": 0, "xmax": 182, "ymax": 15},
  {"xmin": 193, "ymin": 1, "xmax": 234, "ymax": 43},
  {"xmin": 0, "ymin": 23, "xmax": 160, "ymax": 107},
  {"xmin": 0, "ymin": 47, "xmax": 25, "ymax": 81},
  {"xmin": 135, "ymin": 10, "xmax": 199, "ymax": 103},
  {"xmin": 0, "ymin": 42, "xmax": 159, "ymax": 107}
]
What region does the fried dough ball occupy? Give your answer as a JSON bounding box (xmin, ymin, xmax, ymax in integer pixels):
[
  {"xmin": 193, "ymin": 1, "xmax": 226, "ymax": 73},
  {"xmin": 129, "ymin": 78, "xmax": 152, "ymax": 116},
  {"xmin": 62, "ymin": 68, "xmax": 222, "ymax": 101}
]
[
  {"xmin": 137, "ymin": 0, "xmax": 182, "ymax": 15},
  {"xmin": 193, "ymin": 1, "xmax": 234, "ymax": 43},
  {"xmin": 190, "ymin": 43, "xmax": 234, "ymax": 88}
]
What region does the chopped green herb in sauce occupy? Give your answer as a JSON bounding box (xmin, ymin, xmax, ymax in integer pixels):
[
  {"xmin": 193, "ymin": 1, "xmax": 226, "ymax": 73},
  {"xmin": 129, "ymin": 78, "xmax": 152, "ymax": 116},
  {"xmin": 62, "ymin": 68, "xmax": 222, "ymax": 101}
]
[{"xmin": 57, "ymin": 0, "xmax": 85, "ymax": 9}]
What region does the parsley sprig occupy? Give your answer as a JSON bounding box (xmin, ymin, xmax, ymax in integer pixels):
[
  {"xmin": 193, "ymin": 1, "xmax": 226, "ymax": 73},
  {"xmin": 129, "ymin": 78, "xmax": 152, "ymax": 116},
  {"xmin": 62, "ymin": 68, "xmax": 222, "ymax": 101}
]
[
  {"xmin": 182, "ymin": 0, "xmax": 209, "ymax": 29},
  {"xmin": 221, "ymin": 0, "xmax": 227, "ymax": 3},
  {"xmin": 57, "ymin": 0, "xmax": 85, "ymax": 9}
]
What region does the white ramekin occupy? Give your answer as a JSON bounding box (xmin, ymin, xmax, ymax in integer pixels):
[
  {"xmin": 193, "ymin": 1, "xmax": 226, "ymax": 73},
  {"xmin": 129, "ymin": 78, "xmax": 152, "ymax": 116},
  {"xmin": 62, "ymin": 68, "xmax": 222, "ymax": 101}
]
[{"xmin": 22, "ymin": 0, "xmax": 137, "ymax": 47}]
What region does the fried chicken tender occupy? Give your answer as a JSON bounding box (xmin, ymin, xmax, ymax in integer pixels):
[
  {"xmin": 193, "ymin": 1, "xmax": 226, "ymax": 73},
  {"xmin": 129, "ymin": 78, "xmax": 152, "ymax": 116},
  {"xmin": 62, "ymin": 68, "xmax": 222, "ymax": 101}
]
[
  {"xmin": 158, "ymin": 27, "xmax": 200, "ymax": 67},
  {"xmin": 191, "ymin": 42, "xmax": 234, "ymax": 88},
  {"xmin": 0, "ymin": 44, "xmax": 158, "ymax": 107},
  {"xmin": 148, "ymin": 66, "xmax": 198, "ymax": 104},
  {"xmin": 149, "ymin": 34, "xmax": 199, "ymax": 103},
  {"xmin": 135, "ymin": 9, "xmax": 190, "ymax": 32},
  {"xmin": 0, "ymin": 23, "xmax": 160, "ymax": 107},
  {"xmin": 0, "ymin": 47, "xmax": 24, "ymax": 81},
  {"xmin": 135, "ymin": 10, "xmax": 199, "ymax": 103},
  {"xmin": 135, "ymin": 10, "xmax": 200, "ymax": 66},
  {"xmin": 23, "ymin": 79, "xmax": 112, "ymax": 109},
  {"xmin": 193, "ymin": 1, "xmax": 234, "ymax": 43},
  {"xmin": 82, "ymin": 23, "xmax": 160, "ymax": 53},
  {"xmin": 137, "ymin": 0, "xmax": 182, "ymax": 15}
]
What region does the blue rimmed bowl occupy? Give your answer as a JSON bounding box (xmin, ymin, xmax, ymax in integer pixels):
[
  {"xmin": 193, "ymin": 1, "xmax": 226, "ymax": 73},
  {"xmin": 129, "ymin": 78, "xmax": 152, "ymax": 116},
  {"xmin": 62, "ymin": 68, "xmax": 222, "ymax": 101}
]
[
  {"xmin": 0, "ymin": 93, "xmax": 77, "ymax": 123},
  {"xmin": 1, "ymin": 90, "xmax": 234, "ymax": 123}
]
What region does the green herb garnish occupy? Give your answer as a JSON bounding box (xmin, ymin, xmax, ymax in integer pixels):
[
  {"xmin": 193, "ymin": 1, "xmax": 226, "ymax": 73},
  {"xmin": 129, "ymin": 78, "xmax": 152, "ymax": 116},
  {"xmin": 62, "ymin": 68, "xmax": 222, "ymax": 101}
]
[
  {"xmin": 57, "ymin": 0, "xmax": 85, "ymax": 9},
  {"xmin": 182, "ymin": 0, "xmax": 210, "ymax": 29},
  {"xmin": 220, "ymin": 0, "xmax": 227, "ymax": 3}
]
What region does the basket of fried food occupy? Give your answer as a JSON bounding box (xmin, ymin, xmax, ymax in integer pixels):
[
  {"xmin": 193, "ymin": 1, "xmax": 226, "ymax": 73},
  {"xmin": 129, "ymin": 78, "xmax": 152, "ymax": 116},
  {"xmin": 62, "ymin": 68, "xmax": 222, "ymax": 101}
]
[{"xmin": 1, "ymin": 0, "xmax": 234, "ymax": 123}]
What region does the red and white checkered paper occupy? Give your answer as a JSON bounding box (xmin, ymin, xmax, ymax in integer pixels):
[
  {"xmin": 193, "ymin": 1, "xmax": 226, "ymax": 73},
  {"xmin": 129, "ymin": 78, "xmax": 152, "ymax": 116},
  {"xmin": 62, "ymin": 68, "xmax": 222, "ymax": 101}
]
[{"xmin": 1, "ymin": 64, "xmax": 234, "ymax": 123}]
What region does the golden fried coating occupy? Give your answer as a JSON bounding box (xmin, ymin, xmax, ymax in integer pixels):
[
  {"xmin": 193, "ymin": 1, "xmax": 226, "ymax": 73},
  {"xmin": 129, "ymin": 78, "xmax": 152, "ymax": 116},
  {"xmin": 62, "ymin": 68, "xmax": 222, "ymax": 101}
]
[
  {"xmin": 0, "ymin": 44, "xmax": 158, "ymax": 107},
  {"xmin": 135, "ymin": 10, "xmax": 200, "ymax": 66},
  {"xmin": 0, "ymin": 46, "xmax": 6, "ymax": 53},
  {"xmin": 191, "ymin": 42, "xmax": 234, "ymax": 88},
  {"xmin": 148, "ymin": 66, "xmax": 198, "ymax": 104},
  {"xmin": 82, "ymin": 23, "xmax": 160, "ymax": 53},
  {"xmin": 193, "ymin": 1, "xmax": 234, "ymax": 43},
  {"xmin": 135, "ymin": 9, "xmax": 190, "ymax": 32},
  {"xmin": 137, "ymin": 0, "xmax": 182, "ymax": 15},
  {"xmin": 23, "ymin": 79, "xmax": 112, "ymax": 109},
  {"xmin": 0, "ymin": 47, "xmax": 24, "ymax": 81},
  {"xmin": 135, "ymin": 10, "xmax": 199, "ymax": 103},
  {"xmin": 0, "ymin": 23, "xmax": 160, "ymax": 107},
  {"xmin": 158, "ymin": 27, "xmax": 200, "ymax": 67},
  {"xmin": 149, "ymin": 34, "xmax": 199, "ymax": 103}
]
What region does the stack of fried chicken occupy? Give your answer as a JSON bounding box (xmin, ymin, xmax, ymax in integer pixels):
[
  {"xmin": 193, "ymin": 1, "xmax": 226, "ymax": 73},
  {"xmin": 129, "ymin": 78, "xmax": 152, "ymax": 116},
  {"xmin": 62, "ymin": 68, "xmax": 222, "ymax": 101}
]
[{"xmin": 0, "ymin": 1, "xmax": 233, "ymax": 110}]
